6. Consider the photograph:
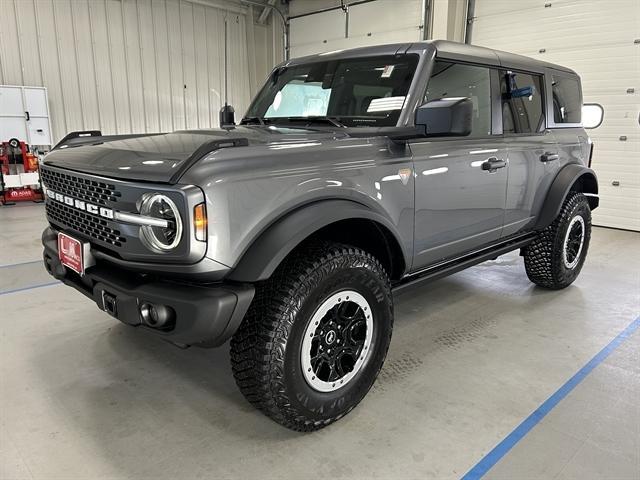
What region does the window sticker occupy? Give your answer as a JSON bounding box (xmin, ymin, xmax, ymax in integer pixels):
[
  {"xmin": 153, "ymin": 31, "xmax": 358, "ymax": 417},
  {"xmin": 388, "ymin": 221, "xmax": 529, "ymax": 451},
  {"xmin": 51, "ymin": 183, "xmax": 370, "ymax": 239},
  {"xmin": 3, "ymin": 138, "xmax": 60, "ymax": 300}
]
[
  {"xmin": 272, "ymin": 91, "xmax": 283, "ymax": 111},
  {"xmin": 381, "ymin": 65, "xmax": 395, "ymax": 78},
  {"xmin": 367, "ymin": 96, "xmax": 406, "ymax": 112}
]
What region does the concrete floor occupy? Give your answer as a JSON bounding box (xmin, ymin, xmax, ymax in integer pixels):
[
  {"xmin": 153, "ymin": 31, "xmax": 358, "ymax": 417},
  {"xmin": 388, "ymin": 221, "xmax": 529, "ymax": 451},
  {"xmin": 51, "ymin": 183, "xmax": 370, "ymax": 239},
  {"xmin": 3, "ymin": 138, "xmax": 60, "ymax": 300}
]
[{"xmin": 1, "ymin": 203, "xmax": 639, "ymax": 480}]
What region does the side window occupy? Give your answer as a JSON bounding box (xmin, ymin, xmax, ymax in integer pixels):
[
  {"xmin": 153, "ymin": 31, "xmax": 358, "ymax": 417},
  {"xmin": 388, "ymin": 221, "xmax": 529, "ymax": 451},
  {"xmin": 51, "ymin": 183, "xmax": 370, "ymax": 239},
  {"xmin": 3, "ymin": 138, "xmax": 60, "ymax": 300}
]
[
  {"xmin": 424, "ymin": 61, "xmax": 492, "ymax": 137},
  {"xmin": 551, "ymin": 75, "xmax": 582, "ymax": 124},
  {"xmin": 501, "ymin": 71, "xmax": 544, "ymax": 134}
]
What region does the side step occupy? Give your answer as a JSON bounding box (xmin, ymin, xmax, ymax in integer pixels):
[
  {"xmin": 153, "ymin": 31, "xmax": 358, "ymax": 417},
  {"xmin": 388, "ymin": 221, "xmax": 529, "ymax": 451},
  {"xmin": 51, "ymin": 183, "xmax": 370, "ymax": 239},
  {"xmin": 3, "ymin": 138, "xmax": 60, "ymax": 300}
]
[{"xmin": 392, "ymin": 233, "xmax": 536, "ymax": 294}]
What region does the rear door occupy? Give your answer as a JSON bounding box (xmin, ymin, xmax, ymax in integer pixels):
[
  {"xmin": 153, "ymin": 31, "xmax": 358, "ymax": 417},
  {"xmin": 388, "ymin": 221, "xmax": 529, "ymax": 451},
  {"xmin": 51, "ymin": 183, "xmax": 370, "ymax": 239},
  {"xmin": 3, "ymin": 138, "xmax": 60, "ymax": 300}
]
[
  {"xmin": 500, "ymin": 70, "xmax": 560, "ymax": 236},
  {"xmin": 410, "ymin": 60, "xmax": 508, "ymax": 269}
]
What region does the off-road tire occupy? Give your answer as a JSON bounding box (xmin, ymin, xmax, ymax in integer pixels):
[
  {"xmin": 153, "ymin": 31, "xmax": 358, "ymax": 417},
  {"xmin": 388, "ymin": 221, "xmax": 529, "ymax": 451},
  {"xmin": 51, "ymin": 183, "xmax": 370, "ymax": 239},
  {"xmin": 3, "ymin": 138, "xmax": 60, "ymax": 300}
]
[
  {"xmin": 230, "ymin": 241, "xmax": 393, "ymax": 431},
  {"xmin": 523, "ymin": 192, "xmax": 591, "ymax": 289}
]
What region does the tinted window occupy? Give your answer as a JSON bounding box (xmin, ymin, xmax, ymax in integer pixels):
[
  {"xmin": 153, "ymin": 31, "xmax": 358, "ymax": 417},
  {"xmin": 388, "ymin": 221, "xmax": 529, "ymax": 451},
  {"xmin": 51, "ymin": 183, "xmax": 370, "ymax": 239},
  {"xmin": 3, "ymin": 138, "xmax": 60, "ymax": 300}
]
[
  {"xmin": 501, "ymin": 71, "xmax": 544, "ymax": 134},
  {"xmin": 552, "ymin": 75, "xmax": 582, "ymax": 123},
  {"xmin": 424, "ymin": 61, "xmax": 492, "ymax": 137},
  {"xmin": 246, "ymin": 55, "xmax": 419, "ymax": 127}
]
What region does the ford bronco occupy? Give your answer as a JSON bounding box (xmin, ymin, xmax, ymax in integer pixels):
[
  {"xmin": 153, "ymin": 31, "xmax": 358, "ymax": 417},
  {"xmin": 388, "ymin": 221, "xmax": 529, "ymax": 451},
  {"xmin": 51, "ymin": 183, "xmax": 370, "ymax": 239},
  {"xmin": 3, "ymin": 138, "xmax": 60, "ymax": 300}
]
[{"xmin": 41, "ymin": 40, "xmax": 598, "ymax": 431}]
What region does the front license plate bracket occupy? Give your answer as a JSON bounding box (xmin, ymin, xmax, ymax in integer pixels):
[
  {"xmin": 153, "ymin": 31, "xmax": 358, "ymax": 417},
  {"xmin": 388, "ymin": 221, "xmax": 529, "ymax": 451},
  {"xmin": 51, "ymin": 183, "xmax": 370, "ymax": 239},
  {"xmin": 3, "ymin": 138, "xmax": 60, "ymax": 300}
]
[{"xmin": 57, "ymin": 232, "xmax": 95, "ymax": 275}]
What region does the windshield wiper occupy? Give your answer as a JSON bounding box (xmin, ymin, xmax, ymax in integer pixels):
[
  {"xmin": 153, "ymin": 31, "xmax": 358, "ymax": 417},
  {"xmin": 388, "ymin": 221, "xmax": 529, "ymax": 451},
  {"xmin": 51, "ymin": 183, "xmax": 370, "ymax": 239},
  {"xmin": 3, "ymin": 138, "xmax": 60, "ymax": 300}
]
[
  {"xmin": 284, "ymin": 116, "xmax": 346, "ymax": 128},
  {"xmin": 240, "ymin": 116, "xmax": 266, "ymax": 125}
]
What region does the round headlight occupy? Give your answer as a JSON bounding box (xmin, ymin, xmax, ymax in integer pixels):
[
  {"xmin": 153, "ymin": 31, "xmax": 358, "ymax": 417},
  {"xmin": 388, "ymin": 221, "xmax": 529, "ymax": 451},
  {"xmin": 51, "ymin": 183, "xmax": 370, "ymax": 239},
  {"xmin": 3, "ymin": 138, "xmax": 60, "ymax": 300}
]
[{"xmin": 139, "ymin": 193, "xmax": 183, "ymax": 252}]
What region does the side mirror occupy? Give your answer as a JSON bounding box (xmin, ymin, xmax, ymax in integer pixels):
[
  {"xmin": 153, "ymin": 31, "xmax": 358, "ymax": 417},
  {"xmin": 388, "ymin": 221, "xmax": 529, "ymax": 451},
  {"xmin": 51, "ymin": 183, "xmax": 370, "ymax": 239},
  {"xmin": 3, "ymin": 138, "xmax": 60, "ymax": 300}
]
[
  {"xmin": 219, "ymin": 104, "xmax": 235, "ymax": 127},
  {"xmin": 582, "ymin": 103, "xmax": 603, "ymax": 129},
  {"xmin": 415, "ymin": 97, "xmax": 473, "ymax": 137}
]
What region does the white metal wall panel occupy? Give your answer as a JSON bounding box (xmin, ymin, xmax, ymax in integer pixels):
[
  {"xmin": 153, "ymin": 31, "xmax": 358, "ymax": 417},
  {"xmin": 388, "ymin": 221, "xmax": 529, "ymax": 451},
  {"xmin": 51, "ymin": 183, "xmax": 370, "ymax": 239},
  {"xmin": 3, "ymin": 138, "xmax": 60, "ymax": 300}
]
[
  {"xmin": 349, "ymin": 0, "xmax": 423, "ymax": 43},
  {"xmin": 181, "ymin": 0, "xmax": 199, "ymax": 130},
  {"xmin": 120, "ymin": 0, "xmax": 146, "ymax": 134},
  {"xmin": 206, "ymin": 7, "xmax": 224, "ymax": 122},
  {"xmin": 0, "ymin": 0, "xmax": 22, "ymax": 85},
  {"xmin": 105, "ymin": 0, "xmax": 131, "ymax": 134},
  {"xmin": 0, "ymin": 0, "xmax": 266, "ymax": 143},
  {"xmin": 33, "ymin": 0, "xmax": 67, "ymax": 136},
  {"xmin": 72, "ymin": 1, "xmax": 102, "ymax": 131},
  {"xmin": 152, "ymin": 0, "xmax": 173, "ymax": 133},
  {"xmin": 193, "ymin": 4, "xmax": 211, "ymax": 128},
  {"xmin": 138, "ymin": 0, "xmax": 161, "ymax": 132},
  {"xmin": 250, "ymin": 19, "xmax": 285, "ymax": 91},
  {"xmin": 14, "ymin": 0, "xmax": 43, "ymax": 86},
  {"xmin": 53, "ymin": 0, "xmax": 84, "ymax": 134},
  {"xmin": 290, "ymin": 11, "xmax": 346, "ymax": 57},
  {"xmin": 472, "ymin": 0, "xmax": 640, "ymax": 231},
  {"xmin": 232, "ymin": 15, "xmax": 252, "ymax": 112},
  {"xmin": 290, "ymin": 0, "xmax": 423, "ymax": 57},
  {"xmin": 167, "ymin": 0, "xmax": 186, "ymax": 132}
]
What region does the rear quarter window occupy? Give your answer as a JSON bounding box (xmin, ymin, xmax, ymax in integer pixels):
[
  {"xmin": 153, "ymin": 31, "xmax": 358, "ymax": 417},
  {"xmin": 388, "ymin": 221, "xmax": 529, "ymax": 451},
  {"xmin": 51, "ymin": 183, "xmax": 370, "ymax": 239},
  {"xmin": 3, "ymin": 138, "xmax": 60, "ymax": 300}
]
[{"xmin": 552, "ymin": 75, "xmax": 582, "ymax": 124}]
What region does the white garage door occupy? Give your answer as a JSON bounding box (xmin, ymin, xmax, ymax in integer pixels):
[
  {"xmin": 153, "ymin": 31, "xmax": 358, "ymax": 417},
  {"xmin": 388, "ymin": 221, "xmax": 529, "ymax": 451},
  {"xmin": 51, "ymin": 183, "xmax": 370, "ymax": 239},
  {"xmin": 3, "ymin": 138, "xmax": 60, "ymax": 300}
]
[
  {"xmin": 0, "ymin": 85, "xmax": 53, "ymax": 146},
  {"xmin": 472, "ymin": 0, "xmax": 640, "ymax": 231},
  {"xmin": 290, "ymin": 0, "xmax": 424, "ymax": 57}
]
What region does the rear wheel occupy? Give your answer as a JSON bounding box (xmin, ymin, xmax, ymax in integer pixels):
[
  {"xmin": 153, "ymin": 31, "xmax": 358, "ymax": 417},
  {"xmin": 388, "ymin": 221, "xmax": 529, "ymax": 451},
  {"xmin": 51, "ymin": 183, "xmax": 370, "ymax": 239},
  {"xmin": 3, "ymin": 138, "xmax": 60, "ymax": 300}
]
[
  {"xmin": 230, "ymin": 241, "xmax": 393, "ymax": 431},
  {"xmin": 523, "ymin": 192, "xmax": 592, "ymax": 289}
]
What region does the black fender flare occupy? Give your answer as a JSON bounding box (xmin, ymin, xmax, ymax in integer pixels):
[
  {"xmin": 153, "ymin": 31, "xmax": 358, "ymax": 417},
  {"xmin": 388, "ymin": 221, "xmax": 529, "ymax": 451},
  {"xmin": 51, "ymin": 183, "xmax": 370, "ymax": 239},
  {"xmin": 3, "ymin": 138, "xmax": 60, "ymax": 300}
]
[
  {"xmin": 534, "ymin": 164, "xmax": 599, "ymax": 230},
  {"xmin": 227, "ymin": 199, "xmax": 409, "ymax": 282}
]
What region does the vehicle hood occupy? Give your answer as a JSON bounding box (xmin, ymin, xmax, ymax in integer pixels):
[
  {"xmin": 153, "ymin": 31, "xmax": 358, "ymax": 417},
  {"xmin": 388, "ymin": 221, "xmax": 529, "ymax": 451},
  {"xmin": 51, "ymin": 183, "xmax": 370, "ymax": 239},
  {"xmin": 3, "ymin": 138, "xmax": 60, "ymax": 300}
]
[{"xmin": 42, "ymin": 126, "xmax": 344, "ymax": 183}]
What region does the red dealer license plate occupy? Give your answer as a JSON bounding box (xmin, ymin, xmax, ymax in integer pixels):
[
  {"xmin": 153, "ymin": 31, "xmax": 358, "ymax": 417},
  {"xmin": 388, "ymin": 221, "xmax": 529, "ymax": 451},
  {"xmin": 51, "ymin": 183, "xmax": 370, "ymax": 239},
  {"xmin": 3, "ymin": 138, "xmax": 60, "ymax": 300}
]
[{"xmin": 58, "ymin": 232, "xmax": 88, "ymax": 275}]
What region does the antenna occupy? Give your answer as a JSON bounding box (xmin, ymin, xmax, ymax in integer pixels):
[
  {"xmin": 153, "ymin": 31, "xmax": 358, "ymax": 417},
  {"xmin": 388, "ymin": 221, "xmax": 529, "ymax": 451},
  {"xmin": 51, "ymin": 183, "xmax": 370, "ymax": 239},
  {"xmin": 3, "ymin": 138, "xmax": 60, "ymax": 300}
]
[
  {"xmin": 224, "ymin": 17, "xmax": 228, "ymax": 110},
  {"xmin": 219, "ymin": 17, "xmax": 235, "ymax": 127}
]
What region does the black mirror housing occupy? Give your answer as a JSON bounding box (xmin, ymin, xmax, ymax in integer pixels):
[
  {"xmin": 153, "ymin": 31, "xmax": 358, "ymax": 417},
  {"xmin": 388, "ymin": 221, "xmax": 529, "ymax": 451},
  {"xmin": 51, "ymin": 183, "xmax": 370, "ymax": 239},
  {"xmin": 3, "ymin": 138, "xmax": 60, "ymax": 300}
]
[
  {"xmin": 415, "ymin": 97, "xmax": 473, "ymax": 137},
  {"xmin": 219, "ymin": 104, "xmax": 236, "ymax": 127}
]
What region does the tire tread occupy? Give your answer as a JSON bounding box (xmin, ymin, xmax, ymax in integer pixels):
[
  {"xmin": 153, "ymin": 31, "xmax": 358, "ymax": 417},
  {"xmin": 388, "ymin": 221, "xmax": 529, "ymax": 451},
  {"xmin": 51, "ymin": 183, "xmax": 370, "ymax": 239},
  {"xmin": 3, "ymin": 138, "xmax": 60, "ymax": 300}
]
[
  {"xmin": 524, "ymin": 192, "xmax": 591, "ymax": 289},
  {"xmin": 230, "ymin": 240, "xmax": 392, "ymax": 431}
]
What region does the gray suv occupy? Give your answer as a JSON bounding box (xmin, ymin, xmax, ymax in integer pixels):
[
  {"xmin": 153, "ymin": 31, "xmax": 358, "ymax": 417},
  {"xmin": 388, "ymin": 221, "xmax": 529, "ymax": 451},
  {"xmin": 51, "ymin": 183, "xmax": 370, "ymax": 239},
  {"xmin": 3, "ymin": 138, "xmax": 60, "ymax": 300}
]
[{"xmin": 41, "ymin": 40, "xmax": 598, "ymax": 431}]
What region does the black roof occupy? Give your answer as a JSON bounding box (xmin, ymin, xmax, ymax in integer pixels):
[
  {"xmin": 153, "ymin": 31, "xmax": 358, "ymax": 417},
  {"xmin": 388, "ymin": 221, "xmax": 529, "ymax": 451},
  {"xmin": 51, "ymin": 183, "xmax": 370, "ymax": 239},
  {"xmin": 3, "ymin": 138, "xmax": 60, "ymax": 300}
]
[{"xmin": 284, "ymin": 40, "xmax": 576, "ymax": 75}]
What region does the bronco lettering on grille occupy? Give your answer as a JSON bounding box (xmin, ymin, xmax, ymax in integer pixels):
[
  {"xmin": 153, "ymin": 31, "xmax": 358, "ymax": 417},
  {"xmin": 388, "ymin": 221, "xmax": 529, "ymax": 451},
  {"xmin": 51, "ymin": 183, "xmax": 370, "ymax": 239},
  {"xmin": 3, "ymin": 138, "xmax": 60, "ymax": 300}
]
[{"xmin": 45, "ymin": 188, "xmax": 114, "ymax": 220}]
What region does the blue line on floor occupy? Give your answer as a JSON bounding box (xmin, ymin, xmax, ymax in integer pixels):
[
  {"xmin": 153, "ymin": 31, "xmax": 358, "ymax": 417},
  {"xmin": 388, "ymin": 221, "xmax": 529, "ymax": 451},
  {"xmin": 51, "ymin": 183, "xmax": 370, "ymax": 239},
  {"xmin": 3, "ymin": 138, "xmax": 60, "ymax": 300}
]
[
  {"xmin": 461, "ymin": 315, "xmax": 640, "ymax": 480},
  {"xmin": 0, "ymin": 259, "xmax": 42, "ymax": 268},
  {"xmin": 0, "ymin": 281, "xmax": 60, "ymax": 296}
]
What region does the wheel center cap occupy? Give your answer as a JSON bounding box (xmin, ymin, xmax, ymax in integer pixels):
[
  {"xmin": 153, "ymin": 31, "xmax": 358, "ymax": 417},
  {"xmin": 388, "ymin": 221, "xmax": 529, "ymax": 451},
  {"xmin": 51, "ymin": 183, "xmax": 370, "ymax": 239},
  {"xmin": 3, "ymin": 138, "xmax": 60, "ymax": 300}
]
[{"xmin": 325, "ymin": 330, "xmax": 336, "ymax": 345}]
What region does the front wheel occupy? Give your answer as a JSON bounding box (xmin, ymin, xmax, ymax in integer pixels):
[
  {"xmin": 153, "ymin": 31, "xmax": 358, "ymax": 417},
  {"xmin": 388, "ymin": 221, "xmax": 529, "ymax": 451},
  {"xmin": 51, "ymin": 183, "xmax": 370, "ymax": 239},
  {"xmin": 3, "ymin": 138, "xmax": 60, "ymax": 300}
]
[
  {"xmin": 523, "ymin": 192, "xmax": 592, "ymax": 289},
  {"xmin": 230, "ymin": 241, "xmax": 393, "ymax": 431}
]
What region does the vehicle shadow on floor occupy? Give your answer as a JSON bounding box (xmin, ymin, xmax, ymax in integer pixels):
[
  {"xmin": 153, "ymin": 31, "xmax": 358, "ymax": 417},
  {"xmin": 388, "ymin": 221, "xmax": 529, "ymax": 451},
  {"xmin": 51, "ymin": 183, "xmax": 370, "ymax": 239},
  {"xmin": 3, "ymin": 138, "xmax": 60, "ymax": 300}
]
[
  {"xmin": 26, "ymin": 261, "xmax": 576, "ymax": 478},
  {"xmin": 91, "ymin": 263, "xmax": 568, "ymax": 429},
  {"xmin": 104, "ymin": 323, "xmax": 299, "ymax": 438}
]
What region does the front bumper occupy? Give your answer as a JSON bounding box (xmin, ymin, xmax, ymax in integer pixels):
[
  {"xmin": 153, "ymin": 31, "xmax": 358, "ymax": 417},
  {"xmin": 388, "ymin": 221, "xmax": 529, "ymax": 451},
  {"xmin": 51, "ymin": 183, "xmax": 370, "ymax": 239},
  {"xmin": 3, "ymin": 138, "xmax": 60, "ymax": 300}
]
[{"xmin": 42, "ymin": 227, "xmax": 254, "ymax": 347}]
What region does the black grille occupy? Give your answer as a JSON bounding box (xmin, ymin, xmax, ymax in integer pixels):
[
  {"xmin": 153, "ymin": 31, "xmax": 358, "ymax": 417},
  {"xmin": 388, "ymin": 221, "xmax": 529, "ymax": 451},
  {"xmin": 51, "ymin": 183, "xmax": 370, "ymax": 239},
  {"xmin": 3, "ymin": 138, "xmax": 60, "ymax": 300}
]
[
  {"xmin": 46, "ymin": 200, "xmax": 126, "ymax": 247},
  {"xmin": 40, "ymin": 167, "xmax": 121, "ymax": 205}
]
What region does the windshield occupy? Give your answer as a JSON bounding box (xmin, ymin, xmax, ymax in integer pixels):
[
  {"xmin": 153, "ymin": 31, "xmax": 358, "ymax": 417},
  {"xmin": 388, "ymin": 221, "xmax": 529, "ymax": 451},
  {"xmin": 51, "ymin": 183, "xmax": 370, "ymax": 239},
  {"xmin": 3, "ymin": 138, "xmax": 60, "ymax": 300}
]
[{"xmin": 244, "ymin": 54, "xmax": 419, "ymax": 127}]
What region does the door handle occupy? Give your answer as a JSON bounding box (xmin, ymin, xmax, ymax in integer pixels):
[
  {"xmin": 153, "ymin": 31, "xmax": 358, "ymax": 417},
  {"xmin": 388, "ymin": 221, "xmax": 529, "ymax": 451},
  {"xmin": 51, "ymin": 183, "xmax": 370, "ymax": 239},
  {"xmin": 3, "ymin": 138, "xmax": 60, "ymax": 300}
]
[
  {"xmin": 540, "ymin": 152, "xmax": 559, "ymax": 162},
  {"xmin": 481, "ymin": 157, "xmax": 507, "ymax": 171},
  {"xmin": 25, "ymin": 111, "xmax": 30, "ymax": 121}
]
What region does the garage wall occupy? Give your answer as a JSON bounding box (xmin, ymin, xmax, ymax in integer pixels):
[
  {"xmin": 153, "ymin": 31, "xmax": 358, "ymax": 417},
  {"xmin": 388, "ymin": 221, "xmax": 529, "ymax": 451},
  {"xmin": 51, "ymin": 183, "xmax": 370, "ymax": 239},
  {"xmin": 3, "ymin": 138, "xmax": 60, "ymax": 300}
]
[
  {"xmin": 471, "ymin": 0, "xmax": 640, "ymax": 231},
  {"xmin": 289, "ymin": 0, "xmax": 425, "ymax": 57},
  {"xmin": 288, "ymin": 0, "xmax": 467, "ymax": 58},
  {"xmin": 247, "ymin": 7, "xmax": 285, "ymax": 96},
  {"xmin": 0, "ymin": 0, "xmax": 281, "ymax": 143}
]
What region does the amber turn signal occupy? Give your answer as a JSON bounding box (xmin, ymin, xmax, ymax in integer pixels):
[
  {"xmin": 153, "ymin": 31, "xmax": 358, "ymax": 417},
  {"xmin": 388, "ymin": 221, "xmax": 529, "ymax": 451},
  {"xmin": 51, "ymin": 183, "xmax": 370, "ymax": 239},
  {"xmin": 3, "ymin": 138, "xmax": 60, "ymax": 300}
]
[{"xmin": 194, "ymin": 203, "xmax": 207, "ymax": 241}]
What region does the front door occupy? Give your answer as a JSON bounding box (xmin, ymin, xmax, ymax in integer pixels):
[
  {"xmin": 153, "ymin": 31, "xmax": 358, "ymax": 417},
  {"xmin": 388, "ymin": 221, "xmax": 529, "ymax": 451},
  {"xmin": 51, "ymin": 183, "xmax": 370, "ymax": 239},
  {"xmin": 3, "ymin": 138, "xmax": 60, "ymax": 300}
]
[{"xmin": 410, "ymin": 61, "xmax": 508, "ymax": 269}]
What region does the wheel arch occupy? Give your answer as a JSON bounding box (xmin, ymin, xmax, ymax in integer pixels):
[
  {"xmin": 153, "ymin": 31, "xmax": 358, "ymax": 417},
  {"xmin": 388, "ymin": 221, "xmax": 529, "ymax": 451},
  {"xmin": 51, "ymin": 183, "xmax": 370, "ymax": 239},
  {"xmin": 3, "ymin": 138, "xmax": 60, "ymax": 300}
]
[
  {"xmin": 227, "ymin": 199, "xmax": 409, "ymax": 282},
  {"xmin": 534, "ymin": 164, "xmax": 599, "ymax": 230}
]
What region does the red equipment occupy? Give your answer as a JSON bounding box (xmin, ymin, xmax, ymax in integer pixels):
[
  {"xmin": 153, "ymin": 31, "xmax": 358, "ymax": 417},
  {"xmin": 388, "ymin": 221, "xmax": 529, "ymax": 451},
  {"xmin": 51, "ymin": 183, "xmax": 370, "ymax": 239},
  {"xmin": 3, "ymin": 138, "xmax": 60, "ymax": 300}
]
[{"xmin": 0, "ymin": 138, "xmax": 44, "ymax": 205}]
